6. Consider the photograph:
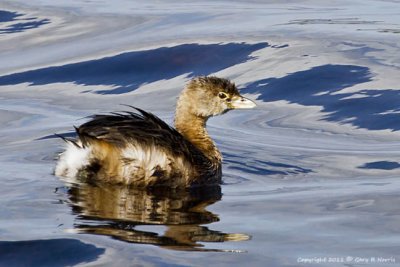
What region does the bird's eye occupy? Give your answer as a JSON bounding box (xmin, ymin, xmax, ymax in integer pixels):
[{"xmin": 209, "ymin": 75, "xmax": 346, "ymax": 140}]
[{"xmin": 218, "ymin": 92, "xmax": 228, "ymax": 99}]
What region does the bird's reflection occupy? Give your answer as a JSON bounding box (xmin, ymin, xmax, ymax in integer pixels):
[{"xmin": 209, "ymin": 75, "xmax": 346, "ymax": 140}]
[{"xmin": 65, "ymin": 182, "xmax": 249, "ymax": 251}]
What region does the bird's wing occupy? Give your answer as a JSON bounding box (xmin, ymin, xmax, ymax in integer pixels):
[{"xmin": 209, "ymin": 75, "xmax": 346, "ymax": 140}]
[{"xmin": 76, "ymin": 106, "xmax": 201, "ymax": 161}]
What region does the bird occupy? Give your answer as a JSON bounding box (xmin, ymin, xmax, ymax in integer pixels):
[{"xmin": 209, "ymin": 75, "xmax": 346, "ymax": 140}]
[{"xmin": 55, "ymin": 76, "xmax": 256, "ymax": 187}]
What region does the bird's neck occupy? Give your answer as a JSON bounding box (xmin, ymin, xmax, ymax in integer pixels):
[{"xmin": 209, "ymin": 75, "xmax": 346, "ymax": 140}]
[{"xmin": 174, "ymin": 108, "xmax": 221, "ymax": 164}]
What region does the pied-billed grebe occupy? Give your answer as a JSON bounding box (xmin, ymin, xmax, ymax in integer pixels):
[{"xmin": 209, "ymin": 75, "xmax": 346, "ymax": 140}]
[{"xmin": 55, "ymin": 76, "xmax": 256, "ymax": 187}]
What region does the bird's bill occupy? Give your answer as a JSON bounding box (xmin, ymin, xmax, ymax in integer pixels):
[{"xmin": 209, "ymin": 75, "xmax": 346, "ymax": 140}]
[{"xmin": 230, "ymin": 96, "xmax": 257, "ymax": 109}]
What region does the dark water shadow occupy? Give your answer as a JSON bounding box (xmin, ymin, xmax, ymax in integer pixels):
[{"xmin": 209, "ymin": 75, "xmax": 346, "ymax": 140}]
[
  {"xmin": 0, "ymin": 239, "xmax": 104, "ymax": 267},
  {"xmin": 64, "ymin": 182, "xmax": 249, "ymax": 251},
  {"xmin": 244, "ymin": 64, "xmax": 400, "ymax": 131},
  {"xmin": 288, "ymin": 18, "xmax": 382, "ymax": 25},
  {"xmin": 359, "ymin": 161, "xmax": 400, "ymax": 170},
  {"xmin": 224, "ymin": 152, "xmax": 312, "ymax": 176},
  {"xmin": 0, "ymin": 10, "xmax": 23, "ymax": 23},
  {"xmin": 0, "ymin": 10, "xmax": 50, "ymax": 34},
  {"xmin": 0, "ymin": 42, "xmax": 268, "ymax": 94},
  {"xmin": 0, "ymin": 19, "xmax": 50, "ymax": 34}
]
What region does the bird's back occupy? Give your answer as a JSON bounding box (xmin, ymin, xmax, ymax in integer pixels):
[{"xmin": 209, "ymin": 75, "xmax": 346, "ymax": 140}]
[{"xmin": 55, "ymin": 108, "xmax": 221, "ymax": 187}]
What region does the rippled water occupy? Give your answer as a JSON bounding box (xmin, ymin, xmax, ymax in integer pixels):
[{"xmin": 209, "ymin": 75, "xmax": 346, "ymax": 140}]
[{"xmin": 1, "ymin": 0, "xmax": 400, "ymax": 266}]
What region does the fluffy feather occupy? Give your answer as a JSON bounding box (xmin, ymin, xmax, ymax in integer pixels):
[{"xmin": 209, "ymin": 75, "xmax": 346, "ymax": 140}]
[
  {"xmin": 55, "ymin": 140, "xmax": 91, "ymax": 178},
  {"xmin": 56, "ymin": 107, "xmax": 216, "ymax": 187}
]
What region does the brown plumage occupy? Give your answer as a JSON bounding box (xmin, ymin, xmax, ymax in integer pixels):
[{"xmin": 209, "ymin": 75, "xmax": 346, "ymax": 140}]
[{"xmin": 55, "ymin": 76, "xmax": 256, "ymax": 187}]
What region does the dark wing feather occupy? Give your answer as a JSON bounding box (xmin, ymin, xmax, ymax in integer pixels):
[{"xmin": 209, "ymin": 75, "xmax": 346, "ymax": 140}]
[
  {"xmin": 76, "ymin": 106, "xmax": 203, "ymax": 162},
  {"xmin": 55, "ymin": 133, "xmax": 82, "ymax": 148}
]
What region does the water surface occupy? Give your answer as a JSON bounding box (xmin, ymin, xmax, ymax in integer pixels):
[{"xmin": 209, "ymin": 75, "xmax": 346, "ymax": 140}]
[{"xmin": 1, "ymin": 0, "xmax": 400, "ymax": 266}]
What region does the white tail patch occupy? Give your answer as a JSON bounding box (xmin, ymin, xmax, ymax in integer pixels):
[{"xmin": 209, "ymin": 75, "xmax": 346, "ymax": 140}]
[{"xmin": 55, "ymin": 141, "xmax": 91, "ymax": 178}]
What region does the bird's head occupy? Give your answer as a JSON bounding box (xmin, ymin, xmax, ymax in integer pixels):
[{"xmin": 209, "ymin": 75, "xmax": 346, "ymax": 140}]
[{"xmin": 177, "ymin": 76, "xmax": 256, "ymax": 118}]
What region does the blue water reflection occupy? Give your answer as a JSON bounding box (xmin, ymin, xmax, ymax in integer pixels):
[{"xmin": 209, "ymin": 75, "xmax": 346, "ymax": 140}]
[
  {"xmin": 0, "ymin": 239, "xmax": 105, "ymax": 267},
  {"xmin": 359, "ymin": 161, "xmax": 400, "ymax": 170},
  {"xmin": 0, "ymin": 10, "xmax": 23, "ymax": 23},
  {"xmin": 245, "ymin": 64, "xmax": 400, "ymax": 131},
  {"xmin": 0, "ymin": 42, "xmax": 268, "ymax": 94},
  {"xmin": 0, "ymin": 10, "xmax": 50, "ymax": 34},
  {"xmin": 0, "ymin": 19, "xmax": 50, "ymax": 34}
]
